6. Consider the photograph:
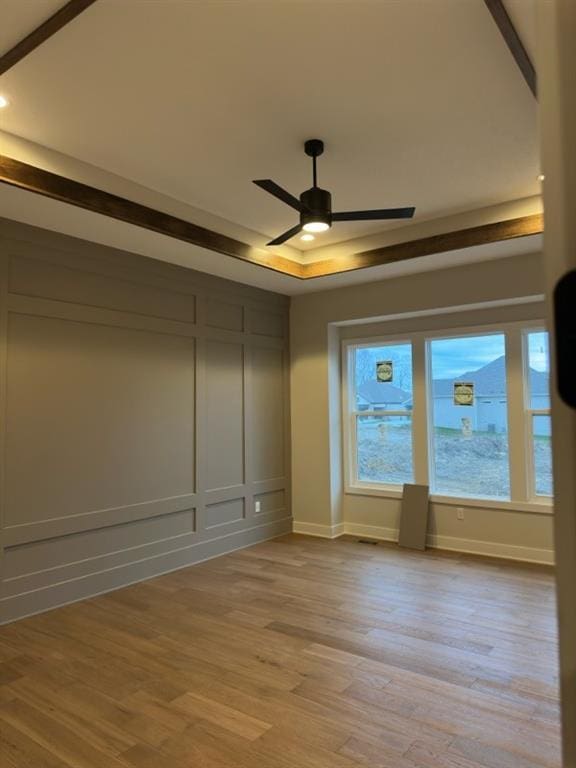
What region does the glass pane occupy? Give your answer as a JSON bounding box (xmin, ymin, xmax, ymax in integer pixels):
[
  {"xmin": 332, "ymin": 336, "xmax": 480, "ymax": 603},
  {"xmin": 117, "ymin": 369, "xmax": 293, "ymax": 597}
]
[
  {"xmin": 354, "ymin": 343, "xmax": 412, "ymax": 411},
  {"xmin": 526, "ymin": 331, "xmax": 550, "ymax": 409},
  {"xmin": 533, "ymin": 414, "xmax": 553, "ymax": 496},
  {"xmin": 429, "ymin": 334, "xmax": 510, "ymax": 499},
  {"xmin": 357, "ymin": 415, "xmax": 413, "ymax": 485}
]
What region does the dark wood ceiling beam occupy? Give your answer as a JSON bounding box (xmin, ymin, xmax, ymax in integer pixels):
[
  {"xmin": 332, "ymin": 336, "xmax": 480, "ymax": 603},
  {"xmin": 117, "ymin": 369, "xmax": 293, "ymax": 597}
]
[
  {"xmin": 0, "ymin": 155, "xmax": 543, "ymax": 280},
  {"xmin": 0, "ymin": 0, "xmax": 98, "ymax": 76},
  {"xmin": 0, "ymin": 155, "xmax": 304, "ymax": 278},
  {"xmin": 304, "ymin": 214, "xmax": 543, "ymax": 278},
  {"xmin": 483, "ymin": 0, "xmax": 537, "ymax": 98}
]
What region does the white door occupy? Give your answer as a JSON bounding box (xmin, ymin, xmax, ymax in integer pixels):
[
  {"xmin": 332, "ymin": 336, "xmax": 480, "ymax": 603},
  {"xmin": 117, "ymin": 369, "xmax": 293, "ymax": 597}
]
[{"xmin": 539, "ymin": 2, "xmax": 576, "ymax": 765}]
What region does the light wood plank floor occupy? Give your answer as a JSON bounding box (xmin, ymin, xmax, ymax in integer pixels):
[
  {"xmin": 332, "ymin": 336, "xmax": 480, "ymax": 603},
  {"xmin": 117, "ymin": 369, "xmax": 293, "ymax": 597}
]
[{"xmin": 0, "ymin": 534, "xmax": 560, "ymax": 768}]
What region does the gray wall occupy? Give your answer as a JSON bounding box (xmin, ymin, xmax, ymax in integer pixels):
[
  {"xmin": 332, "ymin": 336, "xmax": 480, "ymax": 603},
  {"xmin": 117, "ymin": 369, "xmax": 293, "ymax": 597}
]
[
  {"xmin": 291, "ymin": 253, "xmax": 554, "ymax": 563},
  {"xmin": 0, "ymin": 219, "xmax": 291, "ymax": 624}
]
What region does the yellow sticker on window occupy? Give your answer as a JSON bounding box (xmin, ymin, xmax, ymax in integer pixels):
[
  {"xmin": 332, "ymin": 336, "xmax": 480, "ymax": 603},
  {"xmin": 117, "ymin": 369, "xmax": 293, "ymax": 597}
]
[
  {"xmin": 376, "ymin": 360, "xmax": 393, "ymax": 382},
  {"xmin": 454, "ymin": 382, "xmax": 474, "ymax": 406}
]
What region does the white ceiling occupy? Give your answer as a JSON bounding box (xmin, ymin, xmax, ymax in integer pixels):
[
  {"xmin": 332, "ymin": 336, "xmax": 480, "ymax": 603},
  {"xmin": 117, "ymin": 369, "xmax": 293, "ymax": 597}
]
[{"xmin": 0, "ymin": 0, "xmax": 540, "ymax": 289}]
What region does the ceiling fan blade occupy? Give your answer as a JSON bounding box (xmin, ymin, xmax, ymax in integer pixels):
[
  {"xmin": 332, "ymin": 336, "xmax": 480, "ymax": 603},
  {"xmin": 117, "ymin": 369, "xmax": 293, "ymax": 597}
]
[
  {"xmin": 253, "ymin": 179, "xmax": 303, "ymax": 212},
  {"xmin": 267, "ymin": 223, "xmax": 302, "ymax": 246},
  {"xmin": 332, "ymin": 207, "xmax": 415, "ymax": 222}
]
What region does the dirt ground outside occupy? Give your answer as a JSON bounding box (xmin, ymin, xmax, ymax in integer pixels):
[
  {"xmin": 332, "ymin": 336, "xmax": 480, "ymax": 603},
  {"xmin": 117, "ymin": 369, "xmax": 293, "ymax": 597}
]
[{"xmin": 357, "ymin": 421, "xmax": 553, "ymax": 498}]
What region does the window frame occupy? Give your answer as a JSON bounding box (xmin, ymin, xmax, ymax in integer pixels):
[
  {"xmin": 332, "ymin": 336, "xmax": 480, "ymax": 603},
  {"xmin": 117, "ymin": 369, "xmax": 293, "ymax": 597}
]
[
  {"xmin": 342, "ymin": 319, "xmax": 553, "ymax": 513},
  {"xmin": 425, "ymin": 328, "xmax": 511, "ymax": 503},
  {"xmin": 523, "ymin": 328, "xmax": 553, "ymax": 501},
  {"xmin": 343, "ymin": 338, "xmax": 415, "ymax": 495}
]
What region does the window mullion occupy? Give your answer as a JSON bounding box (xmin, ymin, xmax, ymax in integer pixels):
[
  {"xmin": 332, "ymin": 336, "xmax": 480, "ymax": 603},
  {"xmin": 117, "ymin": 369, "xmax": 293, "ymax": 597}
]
[
  {"xmin": 506, "ymin": 328, "xmax": 530, "ymax": 502},
  {"xmin": 526, "ymin": 411, "xmax": 537, "ymax": 501},
  {"xmin": 412, "ymin": 336, "xmax": 429, "ymax": 487},
  {"xmin": 350, "ymin": 413, "xmax": 359, "ymax": 487}
]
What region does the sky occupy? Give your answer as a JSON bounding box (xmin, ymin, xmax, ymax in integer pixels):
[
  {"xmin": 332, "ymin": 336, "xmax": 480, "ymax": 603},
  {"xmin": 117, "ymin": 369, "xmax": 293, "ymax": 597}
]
[
  {"xmin": 527, "ymin": 331, "xmax": 550, "ymax": 372},
  {"xmin": 356, "ymin": 332, "xmax": 550, "ymax": 386},
  {"xmin": 430, "ymin": 335, "xmax": 506, "ymax": 379}
]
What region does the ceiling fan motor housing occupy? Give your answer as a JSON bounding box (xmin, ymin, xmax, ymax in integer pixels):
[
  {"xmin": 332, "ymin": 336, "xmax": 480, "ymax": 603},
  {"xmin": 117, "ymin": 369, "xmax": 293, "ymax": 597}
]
[{"xmin": 300, "ymin": 187, "xmax": 332, "ymax": 228}]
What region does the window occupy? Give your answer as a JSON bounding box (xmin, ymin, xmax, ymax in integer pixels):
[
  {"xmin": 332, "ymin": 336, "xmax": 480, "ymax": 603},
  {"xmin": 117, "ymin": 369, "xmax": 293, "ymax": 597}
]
[
  {"xmin": 525, "ymin": 331, "xmax": 552, "ymax": 497},
  {"xmin": 428, "ymin": 334, "xmax": 510, "ymax": 500},
  {"xmin": 349, "ymin": 342, "xmax": 414, "ymax": 487},
  {"xmin": 343, "ymin": 321, "xmax": 553, "ymax": 509}
]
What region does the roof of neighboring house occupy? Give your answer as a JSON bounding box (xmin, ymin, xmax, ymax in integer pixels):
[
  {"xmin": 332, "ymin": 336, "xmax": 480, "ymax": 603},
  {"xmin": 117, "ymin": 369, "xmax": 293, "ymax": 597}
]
[
  {"xmin": 357, "ymin": 381, "xmax": 411, "ymax": 405},
  {"xmin": 432, "ymin": 355, "xmax": 549, "ymax": 397}
]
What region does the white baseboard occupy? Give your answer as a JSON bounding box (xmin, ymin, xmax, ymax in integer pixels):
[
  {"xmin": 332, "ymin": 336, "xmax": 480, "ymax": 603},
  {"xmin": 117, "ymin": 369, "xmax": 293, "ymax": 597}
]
[
  {"xmin": 425, "ymin": 533, "xmax": 555, "ymax": 565},
  {"xmin": 292, "ymin": 521, "xmax": 554, "ymax": 565},
  {"xmin": 344, "ymin": 523, "xmax": 398, "ymax": 543},
  {"xmin": 292, "ymin": 521, "xmax": 345, "ymax": 539}
]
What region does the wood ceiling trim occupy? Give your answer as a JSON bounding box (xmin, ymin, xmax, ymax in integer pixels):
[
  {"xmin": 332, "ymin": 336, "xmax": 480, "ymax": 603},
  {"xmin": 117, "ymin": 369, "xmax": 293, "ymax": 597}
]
[
  {"xmin": 0, "ymin": 155, "xmax": 543, "ymax": 281},
  {"xmin": 483, "ymin": 0, "xmax": 537, "ymax": 98},
  {"xmin": 0, "ymin": 0, "xmax": 99, "ymax": 76},
  {"xmin": 304, "ymin": 214, "xmax": 544, "ymax": 278},
  {"xmin": 0, "ymin": 155, "xmax": 304, "ymax": 278}
]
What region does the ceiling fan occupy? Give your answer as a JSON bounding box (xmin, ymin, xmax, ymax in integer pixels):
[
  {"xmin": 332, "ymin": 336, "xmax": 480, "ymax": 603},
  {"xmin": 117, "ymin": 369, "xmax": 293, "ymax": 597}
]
[{"xmin": 253, "ymin": 139, "xmax": 416, "ymax": 246}]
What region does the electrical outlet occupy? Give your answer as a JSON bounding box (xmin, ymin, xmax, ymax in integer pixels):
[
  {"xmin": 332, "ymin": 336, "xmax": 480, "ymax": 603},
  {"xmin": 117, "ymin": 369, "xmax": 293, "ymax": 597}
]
[
  {"xmin": 255, "ymin": 500, "xmax": 262, "ymax": 513},
  {"xmin": 457, "ymin": 507, "xmax": 464, "ymax": 521}
]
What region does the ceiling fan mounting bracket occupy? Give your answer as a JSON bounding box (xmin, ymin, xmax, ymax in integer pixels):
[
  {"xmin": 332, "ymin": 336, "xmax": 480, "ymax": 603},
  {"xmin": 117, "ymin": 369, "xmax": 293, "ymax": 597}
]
[{"xmin": 304, "ymin": 139, "xmax": 324, "ymax": 158}]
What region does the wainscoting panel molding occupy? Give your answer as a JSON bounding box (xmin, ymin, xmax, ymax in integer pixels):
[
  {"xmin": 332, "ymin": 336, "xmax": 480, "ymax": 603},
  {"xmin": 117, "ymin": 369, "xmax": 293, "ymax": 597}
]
[{"xmin": 0, "ymin": 219, "xmax": 291, "ymax": 624}]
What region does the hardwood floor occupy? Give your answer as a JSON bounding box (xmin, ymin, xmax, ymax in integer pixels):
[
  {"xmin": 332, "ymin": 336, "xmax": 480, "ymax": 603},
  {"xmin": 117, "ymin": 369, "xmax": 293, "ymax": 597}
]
[{"xmin": 0, "ymin": 534, "xmax": 560, "ymax": 768}]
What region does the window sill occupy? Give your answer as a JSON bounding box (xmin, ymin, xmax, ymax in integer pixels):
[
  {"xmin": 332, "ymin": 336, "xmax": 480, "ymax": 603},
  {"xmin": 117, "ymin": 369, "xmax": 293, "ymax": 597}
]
[
  {"xmin": 430, "ymin": 494, "xmax": 553, "ymax": 515},
  {"xmin": 345, "ymin": 484, "xmax": 554, "ymax": 515}
]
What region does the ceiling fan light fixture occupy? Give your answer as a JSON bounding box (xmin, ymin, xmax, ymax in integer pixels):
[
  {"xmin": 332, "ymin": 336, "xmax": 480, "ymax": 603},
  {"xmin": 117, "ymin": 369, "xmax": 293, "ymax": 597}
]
[
  {"xmin": 303, "ymin": 220, "xmax": 330, "ymax": 233},
  {"xmin": 300, "ymin": 186, "xmax": 332, "ymax": 233}
]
